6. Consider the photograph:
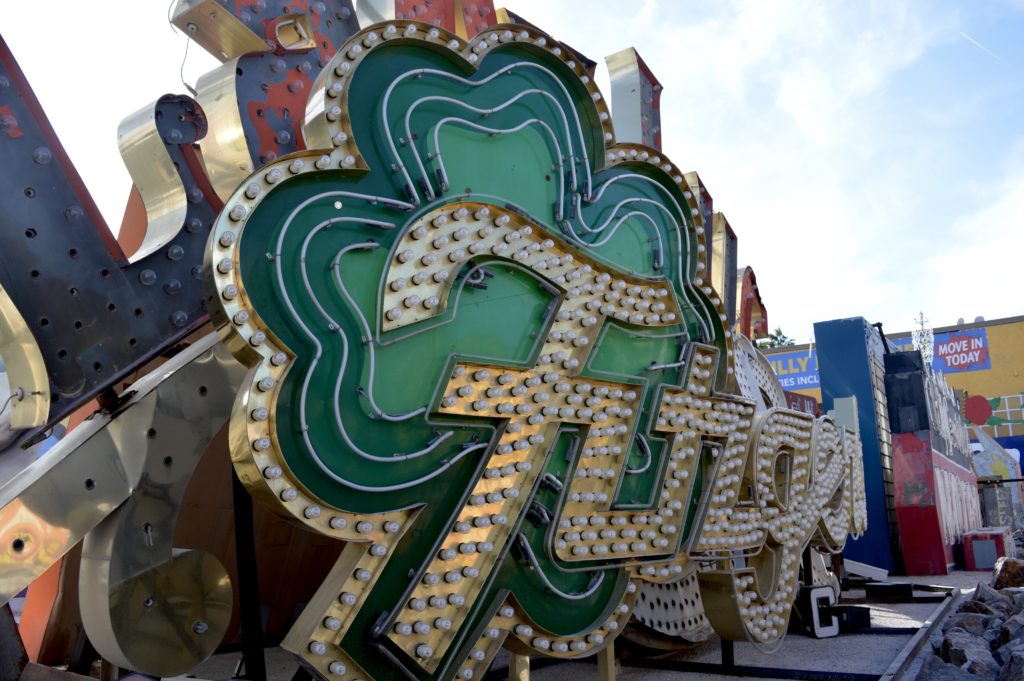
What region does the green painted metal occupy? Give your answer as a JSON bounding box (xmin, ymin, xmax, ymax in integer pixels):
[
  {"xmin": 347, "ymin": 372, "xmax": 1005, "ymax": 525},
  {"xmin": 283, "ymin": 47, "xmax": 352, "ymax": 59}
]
[{"xmin": 233, "ymin": 36, "xmax": 723, "ymax": 681}]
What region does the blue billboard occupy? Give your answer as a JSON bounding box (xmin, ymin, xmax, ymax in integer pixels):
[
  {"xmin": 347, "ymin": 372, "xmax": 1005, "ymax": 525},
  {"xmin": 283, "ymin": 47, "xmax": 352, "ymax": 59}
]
[
  {"xmin": 767, "ymin": 327, "xmax": 991, "ymax": 389},
  {"xmin": 767, "ymin": 348, "xmax": 819, "ymax": 390}
]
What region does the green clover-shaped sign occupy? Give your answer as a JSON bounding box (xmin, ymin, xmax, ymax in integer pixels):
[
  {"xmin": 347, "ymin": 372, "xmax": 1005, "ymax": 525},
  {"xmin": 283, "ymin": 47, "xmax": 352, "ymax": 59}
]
[{"xmin": 209, "ymin": 20, "xmax": 735, "ymax": 681}]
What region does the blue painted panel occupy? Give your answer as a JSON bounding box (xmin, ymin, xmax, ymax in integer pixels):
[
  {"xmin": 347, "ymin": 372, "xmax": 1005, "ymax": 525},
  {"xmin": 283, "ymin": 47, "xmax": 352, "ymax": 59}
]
[{"xmin": 814, "ymin": 317, "xmax": 896, "ymax": 572}]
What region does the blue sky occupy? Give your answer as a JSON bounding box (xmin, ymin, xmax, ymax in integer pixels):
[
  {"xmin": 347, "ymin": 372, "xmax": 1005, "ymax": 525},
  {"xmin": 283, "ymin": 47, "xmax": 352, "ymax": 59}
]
[
  {"xmin": 511, "ymin": 0, "xmax": 1024, "ymax": 341},
  {"xmin": 6, "ymin": 1, "xmax": 1023, "ymax": 342}
]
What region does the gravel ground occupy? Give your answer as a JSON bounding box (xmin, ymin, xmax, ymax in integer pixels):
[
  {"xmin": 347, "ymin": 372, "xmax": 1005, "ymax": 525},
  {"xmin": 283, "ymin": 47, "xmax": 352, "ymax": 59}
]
[{"xmin": 189, "ymin": 570, "xmax": 991, "ymax": 681}]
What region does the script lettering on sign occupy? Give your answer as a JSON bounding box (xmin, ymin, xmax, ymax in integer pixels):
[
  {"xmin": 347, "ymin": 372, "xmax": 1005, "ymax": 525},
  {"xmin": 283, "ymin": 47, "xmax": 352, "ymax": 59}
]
[{"xmin": 205, "ymin": 20, "xmax": 867, "ymax": 681}]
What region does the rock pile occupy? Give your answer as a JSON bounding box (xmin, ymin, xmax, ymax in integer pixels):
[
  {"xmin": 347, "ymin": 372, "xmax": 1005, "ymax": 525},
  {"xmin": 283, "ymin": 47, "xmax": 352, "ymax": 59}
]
[{"xmin": 919, "ymin": 558, "xmax": 1024, "ymax": 680}]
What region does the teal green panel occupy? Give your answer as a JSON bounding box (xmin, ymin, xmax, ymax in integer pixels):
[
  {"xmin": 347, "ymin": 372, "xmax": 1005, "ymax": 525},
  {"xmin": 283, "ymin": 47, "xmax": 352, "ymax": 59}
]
[
  {"xmin": 436, "ymin": 126, "xmax": 556, "ymax": 221},
  {"xmin": 226, "ymin": 30, "xmax": 733, "ymax": 681}
]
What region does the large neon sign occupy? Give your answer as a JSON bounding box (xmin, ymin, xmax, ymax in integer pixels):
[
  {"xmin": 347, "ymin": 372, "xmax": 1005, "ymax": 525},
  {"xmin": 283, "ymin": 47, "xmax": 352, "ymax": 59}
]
[
  {"xmin": 0, "ymin": 5, "xmax": 868, "ymax": 680},
  {"xmin": 209, "ymin": 20, "xmax": 867, "ymax": 681}
]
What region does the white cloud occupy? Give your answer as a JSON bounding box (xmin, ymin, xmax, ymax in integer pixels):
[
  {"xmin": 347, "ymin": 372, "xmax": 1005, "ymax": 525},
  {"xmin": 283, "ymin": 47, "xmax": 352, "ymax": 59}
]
[
  {"xmin": 924, "ymin": 141, "xmax": 1024, "ymax": 323},
  {"xmin": 4, "ymin": 1, "xmax": 1019, "ymax": 343},
  {"xmin": 3, "ymin": 4, "xmax": 219, "ymax": 232},
  {"xmin": 608, "ymin": 1, "xmax": 963, "ymax": 337}
]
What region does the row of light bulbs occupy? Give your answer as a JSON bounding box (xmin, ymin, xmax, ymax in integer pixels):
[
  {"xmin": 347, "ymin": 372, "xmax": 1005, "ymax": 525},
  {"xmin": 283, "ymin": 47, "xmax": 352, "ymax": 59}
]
[
  {"xmin": 392, "ymin": 363, "xmax": 558, "ymax": 663},
  {"xmin": 382, "ymin": 204, "xmax": 683, "ymax": 338}
]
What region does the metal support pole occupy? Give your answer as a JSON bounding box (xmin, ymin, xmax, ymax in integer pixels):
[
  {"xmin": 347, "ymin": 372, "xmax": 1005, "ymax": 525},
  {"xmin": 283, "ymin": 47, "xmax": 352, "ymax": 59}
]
[
  {"xmin": 232, "ymin": 471, "xmax": 267, "ymax": 681},
  {"xmin": 721, "ymin": 638, "xmax": 735, "ymax": 668},
  {"xmin": 66, "ymin": 627, "xmax": 98, "ymax": 676},
  {"xmin": 831, "ymin": 553, "xmax": 844, "ymax": 580},
  {"xmin": 98, "ymin": 659, "xmax": 118, "ymax": 681},
  {"xmin": 509, "ymin": 653, "xmax": 529, "ymax": 681}
]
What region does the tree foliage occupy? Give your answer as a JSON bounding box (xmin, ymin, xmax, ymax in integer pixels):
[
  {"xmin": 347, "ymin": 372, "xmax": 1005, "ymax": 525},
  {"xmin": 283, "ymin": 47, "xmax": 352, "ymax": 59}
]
[{"xmin": 758, "ymin": 326, "xmax": 796, "ymax": 349}]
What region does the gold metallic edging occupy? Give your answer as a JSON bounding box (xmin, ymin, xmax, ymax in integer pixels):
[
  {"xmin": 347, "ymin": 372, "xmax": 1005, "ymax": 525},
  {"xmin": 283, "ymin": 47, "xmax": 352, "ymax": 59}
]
[
  {"xmin": 78, "ymin": 335, "xmax": 241, "ymax": 677},
  {"xmin": 194, "ymin": 60, "xmax": 258, "ymax": 203},
  {"xmin": 171, "ymin": 0, "xmax": 271, "ymax": 62},
  {"xmin": 204, "ymin": 19, "xmax": 742, "ymax": 675},
  {"xmin": 116, "ymin": 101, "xmax": 191, "ymax": 262},
  {"xmin": 207, "ymin": 16, "xmax": 725, "ymax": 559},
  {"xmin": 0, "ymin": 281, "xmax": 49, "ymax": 429}
]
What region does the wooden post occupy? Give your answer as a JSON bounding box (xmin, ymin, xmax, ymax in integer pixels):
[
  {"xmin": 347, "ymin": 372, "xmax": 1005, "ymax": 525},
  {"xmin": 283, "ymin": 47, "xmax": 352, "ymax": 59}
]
[
  {"xmin": 98, "ymin": 659, "xmax": 118, "ymax": 681},
  {"xmin": 509, "ymin": 653, "xmax": 529, "ymax": 681},
  {"xmin": 597, "ymin": 641, "xmax": 617, "ymax": 681}
]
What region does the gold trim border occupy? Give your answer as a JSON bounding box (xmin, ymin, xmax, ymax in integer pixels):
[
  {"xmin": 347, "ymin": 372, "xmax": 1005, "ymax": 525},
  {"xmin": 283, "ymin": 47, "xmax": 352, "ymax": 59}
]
[{"xmin": 0, "ymin": 281, "xmax": 49, "ymax": 429}]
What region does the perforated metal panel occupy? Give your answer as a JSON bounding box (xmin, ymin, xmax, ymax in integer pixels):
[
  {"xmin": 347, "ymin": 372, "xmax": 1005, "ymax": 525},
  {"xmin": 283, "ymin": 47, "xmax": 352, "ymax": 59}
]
[
  {"xmin": 216, "ymin": 1, "xmax": 359, "ymax": 167},
  {"xmin": 0, "ymin": 41, "xmax": 220, "ymax": 428},
  {"xmin": 630, "ymin": 564, "xmax": 711, "ymax": 644},
  {"xmin": 628, "ymin": 335, "xmax": 787, "ymax": 647},
  {"xmin": 867, "ymin": 331, "xmax": 900, "ymax": 552},
  {"xmin": 733, "ymin": 334, "xmax": 786, "ymax": 409}
]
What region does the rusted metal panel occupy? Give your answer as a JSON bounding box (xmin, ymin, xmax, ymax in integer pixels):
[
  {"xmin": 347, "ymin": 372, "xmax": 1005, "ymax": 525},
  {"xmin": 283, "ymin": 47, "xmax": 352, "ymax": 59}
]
[{"xmin": 0, "ymin": 38, "xmax": 220, "ymax": 431}]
